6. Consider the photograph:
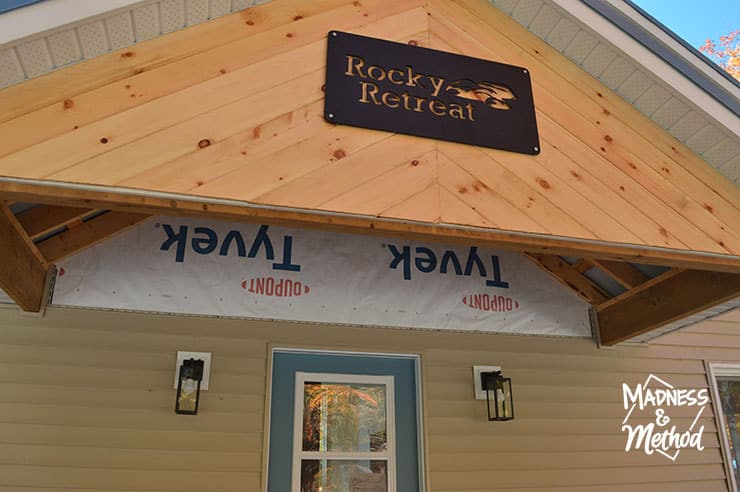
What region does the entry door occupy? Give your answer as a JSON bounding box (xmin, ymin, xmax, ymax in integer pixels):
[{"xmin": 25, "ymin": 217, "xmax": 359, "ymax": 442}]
[{"xmin": 267, "ymin": 351, "xmax": 422, "ymax": 492}]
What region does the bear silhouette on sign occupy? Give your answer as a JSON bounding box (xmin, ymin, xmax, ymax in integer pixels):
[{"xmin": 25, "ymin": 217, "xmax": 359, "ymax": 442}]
[{"xmin": 446, "ymin": 79, "xmax": 517, "ymax": 110}]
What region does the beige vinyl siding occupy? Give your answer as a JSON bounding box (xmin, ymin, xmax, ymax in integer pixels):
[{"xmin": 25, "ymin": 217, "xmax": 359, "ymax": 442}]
[{"xmin": 0, "ymin": 304, "xmax": 736, "ymax": 491}]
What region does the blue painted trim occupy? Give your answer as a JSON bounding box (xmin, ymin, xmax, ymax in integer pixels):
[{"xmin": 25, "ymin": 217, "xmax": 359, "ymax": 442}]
[
  {"xmin": 581, "ymin": 0, "xmax": 739, "ymax": 117},
  {"xmin": 0, "ymin": 0, "xmax": 44, "ymax": 14}
]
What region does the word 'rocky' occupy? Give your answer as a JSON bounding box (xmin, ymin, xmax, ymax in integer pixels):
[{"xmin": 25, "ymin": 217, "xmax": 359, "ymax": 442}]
[{"xmin": 345, "ymin": 55, "xmax": 476, "ymax": 121}]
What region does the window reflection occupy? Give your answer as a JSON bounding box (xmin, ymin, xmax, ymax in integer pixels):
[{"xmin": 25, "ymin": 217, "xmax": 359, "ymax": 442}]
[
  {"xmin": 302, "ymin": 383, "xmax": 387, "ymax": 453},
  {"xmin": 300, "ymin": 460, "xmax": 387, "ymax": 492}
]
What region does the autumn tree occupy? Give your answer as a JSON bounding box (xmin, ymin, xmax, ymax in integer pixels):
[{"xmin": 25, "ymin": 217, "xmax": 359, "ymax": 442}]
[{"xmin": 699, "ymin": 30, "xmax": 739, "ymax": 81}]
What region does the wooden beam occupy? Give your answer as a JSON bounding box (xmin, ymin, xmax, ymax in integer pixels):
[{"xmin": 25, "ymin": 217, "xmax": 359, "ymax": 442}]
[
  {"xmin": 571, "ymin": 258, "xmax": 594, "ymax": 274},
  {"xmin": 36, "ymin": 211, "xmax": 149, "ymax": 262},
  {"xmin": 591, "ymin": 259, "xmax": 649, "ymax": 289},
  {"xmin": 525, "ymin": 253, "xmax": 610, "ymax": 305},
  {"xmin": 597, "ymin": 269, "xmax": 740, "ymax": 346},
  {"xmin": 0, "ymin": 203, "xmax": 48, "ymax": 311},
  {"xmin": 0, "ymin": 181, "xmax": 739, "ymax": 273},
  {"xmin": 16, "ymin": 205, "xmax": 96, "ymax": 241}
]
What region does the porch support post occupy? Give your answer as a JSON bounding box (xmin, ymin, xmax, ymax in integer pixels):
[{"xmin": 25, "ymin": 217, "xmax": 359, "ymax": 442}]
[{"xmin": 0, "ymin": 203, "xmax": 49, "ymax": 312}]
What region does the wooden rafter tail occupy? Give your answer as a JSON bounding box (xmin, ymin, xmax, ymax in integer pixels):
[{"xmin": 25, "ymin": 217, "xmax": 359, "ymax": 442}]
[
  {"xmin": 36, "ymin": 211, "xmax": 150, "ymax": 263},
  {"xmin": 524, "ymin": 253, "xmax": 610, "ymax": 305},
  {"xmin": 591, "ymin": 259, "xmax": 649, "ymax": 289},
  {"xmin": 0, "ymin": 203, "xmax": 49, "ymax": 311},
  {"xmin": 597, "ymin": 269, "xmax": 740, "ymax": 346},
  {"xmin": 16, "ymin": 205, "xmax": 97, "ymax": 241},
  {"xmin": 571, "ymin": 258, "xmax": 594, "ymax": 274}
]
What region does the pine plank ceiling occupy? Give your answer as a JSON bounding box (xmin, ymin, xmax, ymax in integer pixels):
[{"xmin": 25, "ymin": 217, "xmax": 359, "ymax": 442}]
[{"xmin": 0, "ymin": 0, "xmax": 738, "ymax": 345}]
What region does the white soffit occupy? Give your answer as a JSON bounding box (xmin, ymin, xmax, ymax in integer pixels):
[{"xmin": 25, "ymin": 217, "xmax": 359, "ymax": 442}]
[
  {"xmin": 0, "ymin": 288, "xmax": 14, "ymax": 305},
  {"xmin": 0, "ymin": 0, "xmax": 269, "ymax": 89},
  {"xmin": 490, "ymin": 0, "xmax": 740, "ymax": 185}
]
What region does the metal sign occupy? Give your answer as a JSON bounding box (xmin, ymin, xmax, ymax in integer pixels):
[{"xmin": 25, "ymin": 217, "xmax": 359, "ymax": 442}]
[{"xmin": 324, "ymin": 31, "xmax": 540, "ymax": 155}]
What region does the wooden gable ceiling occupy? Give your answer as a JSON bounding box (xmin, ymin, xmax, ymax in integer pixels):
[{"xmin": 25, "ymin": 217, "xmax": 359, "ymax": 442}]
[{"xmin": 0, "ymin": 0, "xmax": 738, "ymax": 345}]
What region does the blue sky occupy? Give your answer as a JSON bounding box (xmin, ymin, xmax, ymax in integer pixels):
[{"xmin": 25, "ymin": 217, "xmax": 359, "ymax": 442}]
[{"xmin": 632, "ymin": 0, "xmax": 739, "ymax": 48}]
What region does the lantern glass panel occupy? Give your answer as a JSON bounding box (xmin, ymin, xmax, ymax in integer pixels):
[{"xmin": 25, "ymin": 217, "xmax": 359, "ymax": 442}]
[
  {"xmin": 176, "ymin": 359, "xmax": 203, "ymax": 415},
  {"xmin": 177, "ymin": 377, "xmax": 199, "ymax": 413},
  {"xmin": 496, "ymin": 377, "xmax": 513, "ymax": 420}
]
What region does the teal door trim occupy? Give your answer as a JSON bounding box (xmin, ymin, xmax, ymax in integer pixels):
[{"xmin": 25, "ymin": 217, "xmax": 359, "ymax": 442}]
[{"xmin": 265, "ymin": 348, "xmax": 425, "ymax": 492}]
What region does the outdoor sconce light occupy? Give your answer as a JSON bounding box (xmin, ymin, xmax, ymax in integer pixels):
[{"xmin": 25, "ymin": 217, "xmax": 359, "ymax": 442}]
[
  {"xmin": 481, "ymin": 371, "xmax": 514, "ymax": 421},
  {"xmin": 473, "ymin": 365, "xmax": 514, "ymax": 421},
  {"xmin": 176, "ymin": 358, "xmax": 204, "ymax": 414},
  {"xmin": 174, "ymin": 351, "xmax": 211, "ymax": 415}
]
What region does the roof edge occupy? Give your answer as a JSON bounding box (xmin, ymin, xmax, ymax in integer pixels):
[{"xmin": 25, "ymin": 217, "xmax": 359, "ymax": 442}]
[{"xmin": 552, "ymin": 0, "xmax": 739, "ymax": 137}]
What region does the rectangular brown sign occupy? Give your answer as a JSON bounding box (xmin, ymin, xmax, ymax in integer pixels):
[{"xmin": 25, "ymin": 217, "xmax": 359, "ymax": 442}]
[{"xmin": 324, "ymin": 31, "xmax": 540, "ymax": 155}]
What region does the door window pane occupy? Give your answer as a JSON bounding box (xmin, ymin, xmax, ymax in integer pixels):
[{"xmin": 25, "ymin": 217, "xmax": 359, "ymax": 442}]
[
  {"xmin": 718, "ymin": 377, "xmax": 740, "ymax": 486},
  {"xmin": 302, "ymin": 382, "xmax": 387, "ymax": 453},
  {"xmin": 300, "ymin": 460, "xmax": 387, "ymax": 492}
]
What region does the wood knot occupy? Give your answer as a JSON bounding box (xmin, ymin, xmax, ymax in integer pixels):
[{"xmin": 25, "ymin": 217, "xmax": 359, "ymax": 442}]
[
  {"xmin": 121, "ymin": 51, "xmax": 134, "ymax": 58},
  {"xmin": 661, "ymin": 166, "xmax": 670, "ymax": 174},
  {"xmin": 253, "ymin": 126, "xmax": 261, "ymax": 139},
  {"xmin": 195, "ymin": 180, "xmax": 204, "ymax": 186},
  {"xmin": 536, "ymin": 177, "xmax": 550, "ymax": 189},
  {"xmin": 411, "ymin": 159, "xmax": 419, "ymax": 166},
  {"xmin": 458, "ymin": 186, "xmax": 468, "ymax": 194},
  {"xmin": 286, "ymin": 32, "xmax": 294, "ymax": 38},
  {"xmin": 198, "ymin": 139, "xmax": 211, "ymax": 148},
  {"xmin": 332, "ymin": 149, "xmax": 346, "ymax": 160},
  {"xmin": 63, "ymin": 98, "xmax": 74, "ymax": 109},
  {"xmin": 219, "ymin": 68, "xmax": 227, "ymax": 74},
  {"xmin": 407, "ymin": 40, "xmax": 418, "ymax": 46},
  {"xmin": 321, "ymin": 84, "xmax": 326, "ymax": 92},
  {"xmin": 293, "ymin": 15, "xmax": 304, "ymax": 20},
  {"xmin": 603, "ymin": 108, "xmax": 610, "ymax": 115},
  {"xmin": 100, "ymin": 137, "xmax": 109, "ymax": 144},
  {"xmin": 604, "ymin": 135, "xmax": 612, "ymax": 142},
  {"xmin": 246, "ymin": 19, "xmax": 254, "ymax": 25},
  {"xmin": 704, "ymin": 203, "xmax": 714, "ymax": 214},
  {"xmin": 570, "ymin": 170, "xmax": 581, "ymax": 179},
  {"xmin": 352, "ymin": 0, "xmax": 361, "ymax": 5}
]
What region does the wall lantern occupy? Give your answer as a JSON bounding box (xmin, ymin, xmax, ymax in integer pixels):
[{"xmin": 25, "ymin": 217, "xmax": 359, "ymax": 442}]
[
  {"xmin": 473, "ymin": 365, "xmax": 515, "ymax": 421},
  {"xmin": 174, "ymin": 351, "xmax": 211, "ymax": 415},
  {"xmin": 481, "ymin": 371, "xmax": 514, "ymax": 421}
]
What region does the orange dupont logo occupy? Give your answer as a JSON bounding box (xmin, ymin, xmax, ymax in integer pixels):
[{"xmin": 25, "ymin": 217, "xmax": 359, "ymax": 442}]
[{"xmin": 446, "ymin": 79, "xmax": 517, "ymax": 110}]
